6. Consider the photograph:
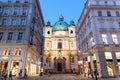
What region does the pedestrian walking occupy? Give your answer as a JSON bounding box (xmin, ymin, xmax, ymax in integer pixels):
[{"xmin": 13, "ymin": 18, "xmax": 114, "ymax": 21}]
[
  {"xmin": 4, "ymin": 70, "xmax": 8, "ymax": 80},
  {"xmin": 9, "ymin": 70, "xmax": 12, "ymax": 80},
  {"xmin": 19, "ymin": 69, "xmax": 22, "ymax": 78},
  {"xmin": 24, "ymin": 69, "xmax": 27, "ymax": 78},
  {"xmin": 94, "ymin": 68, "xmax": 98, "ymax": 80},
  {"xmin": 90, "ymin": 69, "xmax": 94, "ymax": 78}
]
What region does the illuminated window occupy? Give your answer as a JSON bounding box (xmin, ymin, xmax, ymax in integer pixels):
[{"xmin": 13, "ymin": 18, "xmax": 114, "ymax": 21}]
[
  {"xmin": 105, "ymin": 52, "xmax": 112, "ymax": 59},
  {"xmin": 90, "ymin": 37, "xmax": 95, "ymax": 46},
  {"xmin": 14, "ymin": 49, "xmax": 21, "ymax": 56},
  {"xmin": 3, "ymin": 49, "xmax": 11, "ymax": 55},
  {"xmin": 102, "ymin": 34, "xmax": 108, "ymax": 44},
  {"xmin": 112, "ymin": 34, "xmax": 118, "ymax": 44},
  {"xmin": 115, "ymin": 52, "xmax": 120, "ymax": 59}
]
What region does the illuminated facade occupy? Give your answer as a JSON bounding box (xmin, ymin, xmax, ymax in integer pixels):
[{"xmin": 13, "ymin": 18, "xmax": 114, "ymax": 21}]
[
  {"xmin": 0, "ymin": 0, "xmax": 44, "ymax": 76},
  {"xmin": 44, "ymin": 16, "xmax": 78, "ymax": 73},
  {"xmin": 76, "ymin": 0, "xmax": 120, "ymax": 78}
]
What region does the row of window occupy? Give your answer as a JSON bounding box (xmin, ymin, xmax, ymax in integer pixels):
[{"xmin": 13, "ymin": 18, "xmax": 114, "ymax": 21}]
[
  {"xmin": 99, "ymin": 22, "xmax": 120, "ymax": 28},
  {"xmin": 0, "ymin": 32, "xmax": 23, "ymax": 40},
  {"xmin": 96, "ymin": 1, "xmax": 118, "ymax": 6},
  {"xmin": 102, "ymin": 34, "xmax": 118, "ymax": 44},
  {"xmin": 2, "ymin": 49, "xmax": 21, "ymax": 56},
  {"xmin": 4, "ymin": 7, "xmax": 28, "ymax": 15},
  {"xmin": 2, "ymin": 18, "xmax": 26, "ymax": 26},
  {"xmin": 8, "ymin": 0, "xmax": 29, "ymax": 3},
  {"xmin": 98, "ymin": 11, "xmax": 120, "ymax": 17}
]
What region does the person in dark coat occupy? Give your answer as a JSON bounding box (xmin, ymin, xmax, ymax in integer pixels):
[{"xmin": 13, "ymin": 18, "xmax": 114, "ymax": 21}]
[
  {"xmin": 9, "ymin": 70, "xmax": 12, "ymax": 80},
  {"xmin": 24, "ymin": 69, "xmax": 27, "ymax": 78}
]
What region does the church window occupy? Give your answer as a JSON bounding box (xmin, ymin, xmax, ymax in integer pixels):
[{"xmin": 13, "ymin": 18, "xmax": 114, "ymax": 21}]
[
  {"xmin": 47, "ymin": 31, "xmax": 50, "ymax": 34},
  {"xmin": 58, "ymin": 42, "xmax": 62, "ymax": 49},
  {"xmin": 70, "ymin": 30, "xmax": 73, "ymax": 34}
]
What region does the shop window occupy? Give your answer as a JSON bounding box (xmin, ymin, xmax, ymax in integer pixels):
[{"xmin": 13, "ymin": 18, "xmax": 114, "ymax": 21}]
[{"xmin": 105, "ymin": 52, "xmax": 112, "ymax": 59}]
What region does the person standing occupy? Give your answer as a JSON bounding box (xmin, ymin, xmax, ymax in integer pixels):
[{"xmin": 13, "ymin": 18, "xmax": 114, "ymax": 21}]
[{"xmin": 9, "ymin": 70, "xmax": 12, "ymax": 80}]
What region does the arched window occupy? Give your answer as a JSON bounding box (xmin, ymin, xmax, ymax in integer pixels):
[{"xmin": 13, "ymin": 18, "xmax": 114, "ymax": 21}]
[
  {"xmin": 47, "ymin": 31, "xmax": 50, "ymax": 34},
  {"xmin": 70, "ymin": 30, "xmax": 73, "ymax": 34}
]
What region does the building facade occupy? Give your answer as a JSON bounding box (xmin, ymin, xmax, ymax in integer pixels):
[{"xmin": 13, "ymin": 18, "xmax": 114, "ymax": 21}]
[
  {"xmin": 0, "ymin": 0, "xmax": 44, "ymax": 76},
  {"xmin": 44, "ymin": 16, "xmax": 78, "ymax": 73},
  {"xmin": 76, "ymin": 0, "xmax": 120, "ymax": 78}
]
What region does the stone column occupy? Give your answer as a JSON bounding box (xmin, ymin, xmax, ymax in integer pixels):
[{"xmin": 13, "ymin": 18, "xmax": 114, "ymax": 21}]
[
  {"xmin": 111, "ymin": 51, "xmax": 119, "ymax": 77},
  {"xmin": 97, "ymin": 51, "xmax": 109, "ymax": 78},
  {"xmin": 7, "ymin": 57, "xmax": 12, "ymax": 76},
  {"xmin": 21, "ymin": 47, "xmax": 28, "ymax": 76},
  {"xmin": 90, "ymin": 54, "xmax": 94, "ymax": 70}
]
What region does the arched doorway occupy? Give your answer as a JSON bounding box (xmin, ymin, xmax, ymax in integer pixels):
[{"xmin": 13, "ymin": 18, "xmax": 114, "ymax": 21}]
[
  {"xmin": 54, "ymin": 57, "xmax": 66, "ymax": 73},
  {"xmin": 57, "ymin": 63, "xmax": 62, "ymax": 71}
]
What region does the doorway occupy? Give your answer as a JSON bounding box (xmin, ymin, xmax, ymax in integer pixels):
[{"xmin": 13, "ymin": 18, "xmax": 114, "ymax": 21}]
[
  {"xmin": 106, "ymin": 61, "xmax": 114, "ymax": 77},
  {"xmin": 57, "ymin": 63, "xmax": 62, "ymax": 71},
  {"xmin": 1, "ymin": 61, "xmax": 8, "ymax": 73}
]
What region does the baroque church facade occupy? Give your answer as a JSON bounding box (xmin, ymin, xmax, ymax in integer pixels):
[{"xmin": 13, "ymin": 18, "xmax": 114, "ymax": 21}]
[{"xmin": 43, "ymin": 16, "xmax": 78, "ymax": 73}]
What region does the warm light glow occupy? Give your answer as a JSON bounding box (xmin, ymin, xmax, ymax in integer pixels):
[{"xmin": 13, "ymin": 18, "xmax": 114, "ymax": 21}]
[
  {"xmin": 2, "ymin": 56, "xmax": 9, "ymax": 59},
  {"xmin": 78, "ymin": 61, "xmax": 83, "ymax": 64}
]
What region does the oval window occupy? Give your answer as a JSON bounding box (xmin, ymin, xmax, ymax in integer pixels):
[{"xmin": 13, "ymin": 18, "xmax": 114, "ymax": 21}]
[
  {"xmin": 71, "ymin": 30, "xmax": 73, "ymax": 34},
  {"xmin": 47, "ymin": 31, "xmax": 50, "ymax": 34}
]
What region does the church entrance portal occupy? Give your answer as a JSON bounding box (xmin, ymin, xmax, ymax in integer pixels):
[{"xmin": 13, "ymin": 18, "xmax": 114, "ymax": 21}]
[{"xmin": 57, "ymin": 63, "xmax": 62, "ymax": 71}]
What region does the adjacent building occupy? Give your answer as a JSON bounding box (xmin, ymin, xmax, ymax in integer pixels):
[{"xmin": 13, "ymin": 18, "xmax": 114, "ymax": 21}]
[
  {"xmin": 76, "ymin": 0, "xmax": 120, "ymax": 78},
  {"xmin": 0, "ymin": 0, "xmax": 44, "ymax": 76},
  {"xmin": 44, "ymin": 16, "xmax": 78, "ymax": 73}
]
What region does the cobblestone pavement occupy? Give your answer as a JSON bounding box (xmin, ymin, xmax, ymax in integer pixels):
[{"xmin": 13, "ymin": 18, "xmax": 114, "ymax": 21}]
[{"xmin": 13, "ymin": 74, "xmax": 120, "ymax": 80}]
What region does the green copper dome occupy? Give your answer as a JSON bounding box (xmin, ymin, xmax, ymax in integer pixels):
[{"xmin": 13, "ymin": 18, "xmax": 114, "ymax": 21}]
[{"xmin": 52, "ymin": 16, "xmax": 68, "ymax": 32}]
